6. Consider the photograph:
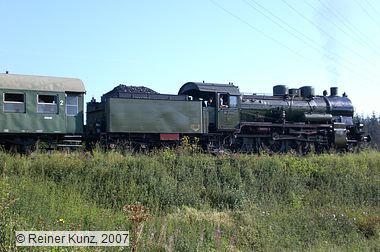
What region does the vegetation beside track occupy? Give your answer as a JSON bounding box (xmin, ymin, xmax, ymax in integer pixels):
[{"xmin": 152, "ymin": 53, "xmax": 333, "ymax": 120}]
[{"xmin": 1, "ymin": 149, "xmax": 379, "ymax": 251}]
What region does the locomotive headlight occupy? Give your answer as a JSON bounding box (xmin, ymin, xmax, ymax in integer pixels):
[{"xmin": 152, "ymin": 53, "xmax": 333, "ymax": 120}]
[{"xmin": 365, "ymin": 135, "xmax": 371, "ymax": 142}]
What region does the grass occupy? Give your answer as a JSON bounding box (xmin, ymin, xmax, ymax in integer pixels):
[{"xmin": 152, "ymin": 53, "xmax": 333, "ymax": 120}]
[{"xmin": 0, "ymin": 149, "xmax": 379, "ymax": 251}]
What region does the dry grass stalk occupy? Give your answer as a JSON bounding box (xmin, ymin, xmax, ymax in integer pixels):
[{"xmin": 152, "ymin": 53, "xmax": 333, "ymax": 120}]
[
  {"xmin": 196, "ymin": 225, "xmax": 205, "ymax": 252},
  {"xmin": 166, "ymin": 235, "xmax": 174, "ymax": 252},
  {"xmin": 123, "ymin": 203, "xmax": 150, "ymax": 252},
  {"xmin": 227, "ymin": 235, "xmax": 237, "ymax": 252},
  {"xmin": 158, "ymin": 221, "xmax": 167, "ymax": 248},
  {"xmin": 215, "ymin": 223, "xmax": 222, "ymax": 251}
]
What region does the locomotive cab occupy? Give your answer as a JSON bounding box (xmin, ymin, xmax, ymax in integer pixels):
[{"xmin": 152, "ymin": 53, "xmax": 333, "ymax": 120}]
[
  {"xmin": 217, "ymin": 92, "xmax": 240, "ymax": 130},
  {"xmin": 178, "ymin": 82, "xmax": 241, "ymax": 132}
]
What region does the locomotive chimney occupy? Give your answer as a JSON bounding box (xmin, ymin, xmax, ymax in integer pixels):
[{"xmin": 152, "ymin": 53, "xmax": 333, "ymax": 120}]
[{"xmin": 330, "ymin": 87, "xmax": 338, "ymax": 96}]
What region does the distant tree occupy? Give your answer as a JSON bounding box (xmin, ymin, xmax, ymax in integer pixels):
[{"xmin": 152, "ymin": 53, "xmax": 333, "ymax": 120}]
[{"xmin": 362, "ymin": 112, "xmax": 380, "ymax": 149}]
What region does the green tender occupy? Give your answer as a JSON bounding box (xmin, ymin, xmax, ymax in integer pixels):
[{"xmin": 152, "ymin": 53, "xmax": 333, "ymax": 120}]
[{"xmin": 106, "ymin": 98, "xmax": 205, "ymax": 134}]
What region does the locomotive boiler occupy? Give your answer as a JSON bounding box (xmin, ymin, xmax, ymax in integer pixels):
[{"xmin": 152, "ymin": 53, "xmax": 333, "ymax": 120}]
[{"xmin": 236, "ymin": 85, "xmax": 366, "ymax": 152}]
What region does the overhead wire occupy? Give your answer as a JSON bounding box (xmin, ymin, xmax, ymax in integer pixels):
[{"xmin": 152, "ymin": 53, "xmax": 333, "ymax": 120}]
[
  {"xmin": 320, "ymin": 0, "xmax": 380, "ymax": 45},
  {"xmin": 363, "ymin": 0, "xmax": 380, "ymax": 20},
  {"xmin": 313, "ymin": 0, "xmax": 380, "ymax": 56},
  {"xmin": 353, "ymin": 0, "xmax": 380, "ymax": 30},
  {"xmin": 243, "ymin": 0, "xmax": 331, "ymax": 57},
  {"xmin": 207, "ymin": 0, "xmax": 380, "ymax": 86},
  {"xmin": 208, "ymin": 0, "xmax": 326, "ymax": 70},
  {"xmin": 279, "ymin": 0, "xmax": 378, "ymax": 69},
  {"xmin": 242, "ymin": 0, "xmax": 365, "ymax": 77}
]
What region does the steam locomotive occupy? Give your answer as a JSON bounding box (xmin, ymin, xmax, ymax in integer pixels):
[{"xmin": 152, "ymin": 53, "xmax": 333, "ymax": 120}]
[
  {"xmin": 86, "ymin": 81, "xmax": 370, "ymax": 153},
  {"xmin": 0, "ymin": 73, "xmax": 370, "ymax": 153}
]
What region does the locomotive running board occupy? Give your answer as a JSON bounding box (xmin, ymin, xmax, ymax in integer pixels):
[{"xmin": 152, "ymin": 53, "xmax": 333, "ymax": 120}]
[{"xmin": 238, "ymin": 122, "xmax": 331, "ymax": 132}]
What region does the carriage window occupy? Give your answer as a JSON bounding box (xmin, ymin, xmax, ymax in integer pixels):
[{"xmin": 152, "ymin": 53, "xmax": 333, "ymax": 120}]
[
  {"xmin": 229, "ymin": 96, "xmax": 238, "ymax": 108},
  {"xmin": 37, "ymin": 94, "xmax": 58, "ymax": 113},
  {"xmin": 3, "ymin": 93, "xmax": 25, "ymax": 113},
  {"xmin": 66, "ymin": 95, "xmax": 78, "ymax": 116}
]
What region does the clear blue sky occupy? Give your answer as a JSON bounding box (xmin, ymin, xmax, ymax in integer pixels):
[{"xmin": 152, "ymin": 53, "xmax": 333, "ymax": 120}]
[{"xmin": 1, "ymin": 0, "xmax": 380, "ymax": 116}]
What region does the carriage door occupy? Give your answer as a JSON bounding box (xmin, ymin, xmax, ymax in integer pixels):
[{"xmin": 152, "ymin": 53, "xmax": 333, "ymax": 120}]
[
  {"xmin": 217, "ymin": 93, "xmax": 240, "ymax": 130},
  {"xmin": 65, "ymin": 93, "xmax": 83, "ymax": 134}
]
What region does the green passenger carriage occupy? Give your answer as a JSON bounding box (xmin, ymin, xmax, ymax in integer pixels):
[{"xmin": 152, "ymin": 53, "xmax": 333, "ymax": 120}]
[{"xmin": 0, "ymin": 73, "xmax": 85, "ymax": 151}]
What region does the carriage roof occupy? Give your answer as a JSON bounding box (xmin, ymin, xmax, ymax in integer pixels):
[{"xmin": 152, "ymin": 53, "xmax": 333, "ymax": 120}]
[{"xmin": 0, "ymin": 73, "xmax": 85, "ymax": 93}]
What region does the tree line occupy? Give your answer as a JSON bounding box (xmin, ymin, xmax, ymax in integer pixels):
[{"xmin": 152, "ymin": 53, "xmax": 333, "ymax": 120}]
[{"xmin": 359, "ymin": 113, "xmax": 380, "ymax": 149}]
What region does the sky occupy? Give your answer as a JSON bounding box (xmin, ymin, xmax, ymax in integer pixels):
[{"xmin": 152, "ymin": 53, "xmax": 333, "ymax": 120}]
[{"xmin": 1, "ymin": 0, "xmax": 380, "ymax": 116}]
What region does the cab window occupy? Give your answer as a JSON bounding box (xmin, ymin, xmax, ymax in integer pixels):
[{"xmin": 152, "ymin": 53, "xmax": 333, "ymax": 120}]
[
  {"xmin": 3, "ymin": 93, "xmax": 25, "ymax": 113},
  {"xmin": 229, "ymin": 96, "xmax": 238, "ymax": 108},
  {"xmin": 219, "ymin": 94, "xmax": 229, "ymax": 108},
  {"xmin": 37, "ymin": 94, "xmax": 58, "ymax": 114}
]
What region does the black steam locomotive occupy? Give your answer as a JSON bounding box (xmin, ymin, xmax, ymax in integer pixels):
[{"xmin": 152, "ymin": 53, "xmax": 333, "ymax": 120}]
[{"xmin": 87, "ymin": 81, "xmax": 370, "ymax": 153}]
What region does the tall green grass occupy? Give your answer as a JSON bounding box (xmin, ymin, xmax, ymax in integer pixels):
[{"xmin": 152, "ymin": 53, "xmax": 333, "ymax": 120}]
[{"xmin": 1, "ymin": 150, "xmax": 379, "ymax": 251}]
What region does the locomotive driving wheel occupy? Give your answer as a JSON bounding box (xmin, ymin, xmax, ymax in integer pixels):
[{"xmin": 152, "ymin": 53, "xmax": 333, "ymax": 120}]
[
  {"xmin": 263, "ymin": 139, "xmax": 285, "ymax": 154},
  {"xmin": 286, "ymin": 140, "xmax": 303, "ymax": 155},
  {"xmin": 269, "ymin": 140, "xmax": 283, "ymax": 154},
  {"xmin": 301, "ymin": 142, "xmax": 315, "ymax": 155}
]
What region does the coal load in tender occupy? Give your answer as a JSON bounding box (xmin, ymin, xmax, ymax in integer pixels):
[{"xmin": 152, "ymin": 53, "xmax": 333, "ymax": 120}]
[
  {"xmin": 101, "ymin": 84, "xmax": 160, "ymax": 101},
  {"xmin": 107, "ymin": 84, "xmax": 159, "ymax": 95}
]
